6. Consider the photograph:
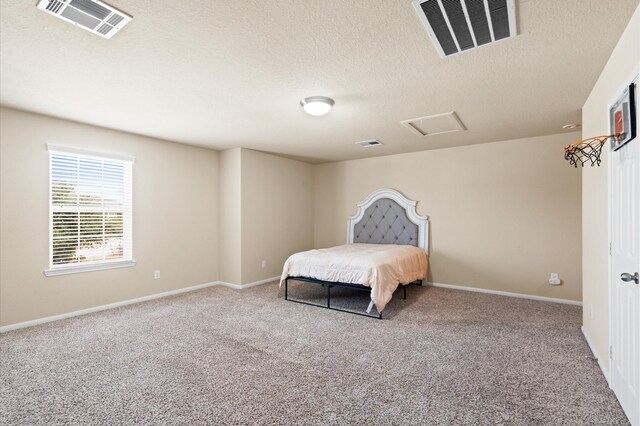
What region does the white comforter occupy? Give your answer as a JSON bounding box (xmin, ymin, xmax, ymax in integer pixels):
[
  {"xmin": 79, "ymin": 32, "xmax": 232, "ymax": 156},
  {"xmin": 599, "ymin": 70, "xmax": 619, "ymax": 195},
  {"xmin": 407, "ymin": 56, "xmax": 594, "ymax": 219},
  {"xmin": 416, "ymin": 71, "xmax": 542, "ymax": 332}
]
[{"xmin": 279, "ymin": 243, "xmax": 428, "ymax": 312}]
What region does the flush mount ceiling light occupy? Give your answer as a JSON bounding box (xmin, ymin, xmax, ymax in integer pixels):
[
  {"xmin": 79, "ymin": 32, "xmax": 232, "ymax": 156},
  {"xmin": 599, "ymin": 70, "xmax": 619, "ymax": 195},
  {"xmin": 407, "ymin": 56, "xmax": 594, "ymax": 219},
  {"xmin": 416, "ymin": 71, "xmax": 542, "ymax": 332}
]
[
  {"xmin": 562, "ymin": 123, "xmax": 580, "ymax": 130},
  {"xmin": 300, "ymin": 96, "xmax": 335, "ymax": 116}
]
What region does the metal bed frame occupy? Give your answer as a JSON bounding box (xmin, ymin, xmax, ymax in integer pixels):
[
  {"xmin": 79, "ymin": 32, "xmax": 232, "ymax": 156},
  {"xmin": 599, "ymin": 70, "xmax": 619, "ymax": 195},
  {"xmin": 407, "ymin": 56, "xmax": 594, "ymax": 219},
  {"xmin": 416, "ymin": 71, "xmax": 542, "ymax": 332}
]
[{"xmin": 284, "ymin": 276, "xmax": 423, "ymax": 319}]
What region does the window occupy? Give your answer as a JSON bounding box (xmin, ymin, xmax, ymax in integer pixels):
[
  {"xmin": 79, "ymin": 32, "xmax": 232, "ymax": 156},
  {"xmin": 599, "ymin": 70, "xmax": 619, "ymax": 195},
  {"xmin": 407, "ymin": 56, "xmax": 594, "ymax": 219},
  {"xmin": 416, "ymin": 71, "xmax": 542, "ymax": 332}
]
[{"xmin": 45, "ymin": 145, "xmax": 135, "ymax": 276}]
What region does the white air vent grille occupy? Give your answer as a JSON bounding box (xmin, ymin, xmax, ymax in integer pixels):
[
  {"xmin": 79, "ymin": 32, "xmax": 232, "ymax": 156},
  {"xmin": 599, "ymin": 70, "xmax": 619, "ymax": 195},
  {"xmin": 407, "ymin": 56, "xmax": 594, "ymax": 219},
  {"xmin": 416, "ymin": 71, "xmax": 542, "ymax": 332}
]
[
  {"xmin": 106, "ymin": 13, "xmax": 124, "ymax": 26},
  {"xmin": 355, "ymin": 140, "xmax": 384, "ymax": 148},
  {"xmin": 412, "ymin": 0, "xmax": 516, "ymax": 57},
  {"xmin": 46, "ymin": 0, "xmax": 65, "ymax": 13},
  {"xmin": 36, "ymin": 0, "xmax": 132, "ymax": 39}
]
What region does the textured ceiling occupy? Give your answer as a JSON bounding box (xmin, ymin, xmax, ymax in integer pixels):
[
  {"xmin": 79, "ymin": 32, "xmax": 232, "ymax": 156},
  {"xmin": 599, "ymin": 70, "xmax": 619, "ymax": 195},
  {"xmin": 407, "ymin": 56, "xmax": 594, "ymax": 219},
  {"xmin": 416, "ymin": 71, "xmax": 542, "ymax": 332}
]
[{"xmin": 1, "ymin": 0, "xmax": 638, "ymax": 163}]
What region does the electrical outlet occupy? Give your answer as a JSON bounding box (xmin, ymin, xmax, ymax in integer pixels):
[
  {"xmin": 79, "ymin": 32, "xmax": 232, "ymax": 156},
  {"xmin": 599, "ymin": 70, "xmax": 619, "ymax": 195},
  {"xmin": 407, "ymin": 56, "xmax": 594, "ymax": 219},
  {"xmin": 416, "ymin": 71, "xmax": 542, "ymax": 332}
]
[
  {"xmin": 261, "ymin": 260, "xmax": 267, "ymax": 268},
  {"xmin": 154, "ymin": 270, "xmax": 161, "ymax": 280},
  {"xmin": 548, "ymin": 273, "xmax": 561, "ymax": 285}
]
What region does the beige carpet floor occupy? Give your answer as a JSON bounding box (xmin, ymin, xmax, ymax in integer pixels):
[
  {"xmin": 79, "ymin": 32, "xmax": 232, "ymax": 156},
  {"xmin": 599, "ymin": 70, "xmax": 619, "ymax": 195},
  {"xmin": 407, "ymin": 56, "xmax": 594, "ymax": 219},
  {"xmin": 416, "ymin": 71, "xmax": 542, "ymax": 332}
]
[{"xmin": 0, "ymin": 281, "xmax": 629, "ymax": 425}]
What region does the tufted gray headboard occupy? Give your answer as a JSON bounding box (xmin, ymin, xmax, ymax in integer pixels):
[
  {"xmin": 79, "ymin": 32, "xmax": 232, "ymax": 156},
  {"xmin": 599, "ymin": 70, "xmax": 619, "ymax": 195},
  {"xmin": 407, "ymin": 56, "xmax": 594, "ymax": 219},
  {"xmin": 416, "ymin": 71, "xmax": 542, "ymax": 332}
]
[
  {"xmin": 353, "ymin": 198, "xmax": 419, "ymax": 246},
  {"xmin": 347, "ymin": 188, "xmax": 429, "ymax": 254}
]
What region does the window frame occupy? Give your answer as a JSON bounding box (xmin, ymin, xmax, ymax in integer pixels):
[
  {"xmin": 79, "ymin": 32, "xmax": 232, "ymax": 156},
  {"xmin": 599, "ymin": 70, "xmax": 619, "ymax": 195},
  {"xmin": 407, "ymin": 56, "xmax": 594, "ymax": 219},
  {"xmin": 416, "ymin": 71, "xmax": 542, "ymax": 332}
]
[{"xmin": 44, "ymin": 144, "xmax": 135, "ymax": 276}]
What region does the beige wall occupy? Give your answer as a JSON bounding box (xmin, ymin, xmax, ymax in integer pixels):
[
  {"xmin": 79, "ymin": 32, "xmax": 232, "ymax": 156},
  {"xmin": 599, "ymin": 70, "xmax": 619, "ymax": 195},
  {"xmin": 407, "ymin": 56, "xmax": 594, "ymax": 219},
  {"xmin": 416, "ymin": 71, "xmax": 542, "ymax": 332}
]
[
  {"xmin": 314, "ymin": 133, "xmax": 583, "ymax": 301},
  {"xmin": 0, "ymin": 110, "xmax": 316, "ymax": 326},
  {"xmin": 217, "ymin": 148, "xmax": 314, "ymax": 285},
  {"xmin": 0, "ymin": 108, "xmax": 220, "ymax": 326},
  {"xmin": 0, "ymin": 109, "xmax": 588, "ymax": 327},
  {"xmin": 0, "ymin": 110, "xmax": 590, "ymax": 326},
  {"xmin": 218, "ymin": 148, "xmax": 242, "ymax": 284},
  {"xmin": 240, "ymin": 149, "xmax": 314, "ymax": 284},
  {"xmin": 581, "ymin": 5, "xmax": 640, "ymax": 375}
]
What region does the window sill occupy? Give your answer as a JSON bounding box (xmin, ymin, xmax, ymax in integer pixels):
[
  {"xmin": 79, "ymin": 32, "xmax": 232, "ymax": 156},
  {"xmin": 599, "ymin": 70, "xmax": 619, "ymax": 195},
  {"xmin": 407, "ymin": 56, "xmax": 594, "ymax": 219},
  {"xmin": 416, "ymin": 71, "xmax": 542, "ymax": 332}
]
[{"xmin": 44, "ymin": 260, "xmax": 136, "ymax": 277}]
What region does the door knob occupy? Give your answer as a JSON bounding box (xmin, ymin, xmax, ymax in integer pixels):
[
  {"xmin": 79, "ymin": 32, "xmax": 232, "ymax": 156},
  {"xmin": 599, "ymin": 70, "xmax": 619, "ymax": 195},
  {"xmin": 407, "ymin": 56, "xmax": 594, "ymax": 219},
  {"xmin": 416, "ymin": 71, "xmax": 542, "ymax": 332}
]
[{"xmin": 620, "ymin": 272, "xmax": 639, "ymax": 284}]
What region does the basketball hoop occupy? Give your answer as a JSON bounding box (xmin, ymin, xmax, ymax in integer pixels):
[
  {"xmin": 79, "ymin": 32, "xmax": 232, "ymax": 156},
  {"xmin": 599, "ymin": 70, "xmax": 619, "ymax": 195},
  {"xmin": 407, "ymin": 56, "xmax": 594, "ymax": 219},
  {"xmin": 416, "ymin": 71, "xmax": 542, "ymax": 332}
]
[{"xmin": 564, "ymin": 135, "xmax": 612, "ymax": 167}]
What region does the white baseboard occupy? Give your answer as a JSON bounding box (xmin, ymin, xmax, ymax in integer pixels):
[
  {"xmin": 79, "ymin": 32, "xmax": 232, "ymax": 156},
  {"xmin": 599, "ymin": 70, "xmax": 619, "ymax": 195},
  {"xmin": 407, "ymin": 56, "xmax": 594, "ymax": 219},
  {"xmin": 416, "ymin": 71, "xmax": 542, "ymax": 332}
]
[
  {"xmin": 581, "ymin": 326, "xmax": 611, "ymax": 386},
  {"xmin": 0, "ymin": 281, "xmax": 218, "ymax": 333},
  {"xmin": 216, "ymin": 276, "xmax": 279, "ymax": 290},
  {"xmin": 0, "ymin": 276, "xmax": 280, "ymax": 334},
  {"xmin": 427, "ymin": 282, "xmax": 582, "ymax": 306}
]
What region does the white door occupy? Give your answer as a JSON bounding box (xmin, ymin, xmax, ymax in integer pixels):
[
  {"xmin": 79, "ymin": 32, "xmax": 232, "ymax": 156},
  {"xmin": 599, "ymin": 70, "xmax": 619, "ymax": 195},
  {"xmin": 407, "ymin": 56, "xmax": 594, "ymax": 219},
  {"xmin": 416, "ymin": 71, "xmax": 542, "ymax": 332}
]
[{"xmin": 610, "ymin": 83, "xmax": 640, "ymax": 425}]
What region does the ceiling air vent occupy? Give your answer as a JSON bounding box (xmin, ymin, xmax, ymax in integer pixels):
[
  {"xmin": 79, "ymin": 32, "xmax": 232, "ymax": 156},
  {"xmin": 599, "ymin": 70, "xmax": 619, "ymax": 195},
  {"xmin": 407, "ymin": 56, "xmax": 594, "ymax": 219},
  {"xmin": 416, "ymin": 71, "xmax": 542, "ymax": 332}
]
[
  {"xmin": 412, "ymin": 0, "xmax": 516, "ymax": 57},
  {"xmin": 36, "ymin": 0, "xmax": 132, "ymax": 39},
  {"xmin": 355, "ymin": 139, "xmax": 384, "ymax": 148}
]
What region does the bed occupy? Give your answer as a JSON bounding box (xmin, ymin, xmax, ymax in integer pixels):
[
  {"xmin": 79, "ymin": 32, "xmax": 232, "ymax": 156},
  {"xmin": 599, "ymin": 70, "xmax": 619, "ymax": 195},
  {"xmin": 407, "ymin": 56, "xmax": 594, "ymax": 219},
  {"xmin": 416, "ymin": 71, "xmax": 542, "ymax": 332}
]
[{"xmin": 280, "ymin": 188, "xmax": 429, "ymax": 318}]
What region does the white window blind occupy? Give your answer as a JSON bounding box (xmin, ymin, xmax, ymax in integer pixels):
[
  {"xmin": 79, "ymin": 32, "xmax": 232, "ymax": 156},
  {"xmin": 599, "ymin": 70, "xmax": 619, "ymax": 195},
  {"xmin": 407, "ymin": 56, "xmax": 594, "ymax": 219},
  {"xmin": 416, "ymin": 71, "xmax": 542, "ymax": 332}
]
[{"xmin": 47, "ymin": 145, "xmax": 133, "ymax": 274}]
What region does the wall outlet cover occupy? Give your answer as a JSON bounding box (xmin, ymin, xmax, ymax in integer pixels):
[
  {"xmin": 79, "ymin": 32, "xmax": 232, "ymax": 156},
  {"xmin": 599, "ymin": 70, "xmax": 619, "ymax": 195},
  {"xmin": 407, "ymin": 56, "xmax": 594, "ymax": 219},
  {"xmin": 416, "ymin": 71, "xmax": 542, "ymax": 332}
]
[{"xmin": 548, "ymin": 273, "xmax": 561, "ymax": 285}]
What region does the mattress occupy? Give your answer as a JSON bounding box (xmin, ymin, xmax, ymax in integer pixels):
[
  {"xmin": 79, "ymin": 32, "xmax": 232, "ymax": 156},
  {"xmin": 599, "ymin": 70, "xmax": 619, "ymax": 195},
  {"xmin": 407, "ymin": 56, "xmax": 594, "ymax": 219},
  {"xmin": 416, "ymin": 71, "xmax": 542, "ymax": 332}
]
[{"xmin": 280, "ymin": 243, "xmax": 428, "ymax": 312}]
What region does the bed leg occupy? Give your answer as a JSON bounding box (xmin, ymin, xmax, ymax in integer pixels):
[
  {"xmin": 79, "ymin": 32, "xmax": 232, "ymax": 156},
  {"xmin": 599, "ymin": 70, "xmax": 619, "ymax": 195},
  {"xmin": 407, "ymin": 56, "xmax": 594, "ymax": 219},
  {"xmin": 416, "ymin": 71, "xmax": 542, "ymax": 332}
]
[
  {"xmin": 403, "ymin": 285, "xmax": 407, "ymax": 300},
  {"xmin": 366, "ymin": 300, "xmax": 374, "ymax": 314},
  {"xmin": 285, "ymin": 279, "xmax": 288, "ymax": 300},
  {"xmin": 327, "ymin": 284, "xmax": 331, "ymax": 308}
]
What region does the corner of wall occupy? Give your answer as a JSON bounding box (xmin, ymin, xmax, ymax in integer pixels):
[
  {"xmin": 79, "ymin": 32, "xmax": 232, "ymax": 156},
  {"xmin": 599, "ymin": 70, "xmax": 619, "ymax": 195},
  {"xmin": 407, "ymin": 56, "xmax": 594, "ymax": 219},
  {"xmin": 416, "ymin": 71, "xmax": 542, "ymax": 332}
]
[
  {"xmin": 218, "ymin": 148, "xmax": 315, "ymax": 286},
  {"xmin": 218, "ymin": 148, "xmax": 243, "ymax": 284}
]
